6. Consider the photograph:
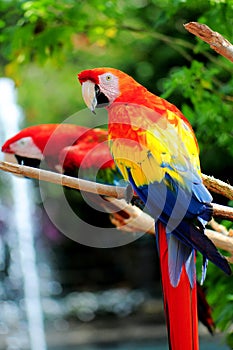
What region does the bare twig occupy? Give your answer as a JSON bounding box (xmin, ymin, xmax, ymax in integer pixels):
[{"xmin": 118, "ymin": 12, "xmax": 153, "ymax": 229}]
[
  {"xmin": 0, "ymin": 160, "xmax": 233, "ymax": 220},
  {"xmin": 0, "ymin": 160, "xmax": 126, "ymax": 199},
  {"xmin": 105, "ymin": 197, "xmax": 155, "ymax": 235},
  {"xmin": 211, "ymin": 203, "xmax": 233, "ymax": 221},
  {"xmin": 209, "ymin": 218, "xmax": 229, "ymax": 236},
  {"xmin": 184, "ymin": 22, "xmax": 233, "ymax": 63},
  {"xmin": 109, "ymin": 199, "xmax": 233, "ymax": 261},
  {"xmin": 206, "ymin": 229, "xmax": 233, "ymax": 263},
  {"xmin": 202, "ymin": 174, "xmax": 233, "ymax": 201}
]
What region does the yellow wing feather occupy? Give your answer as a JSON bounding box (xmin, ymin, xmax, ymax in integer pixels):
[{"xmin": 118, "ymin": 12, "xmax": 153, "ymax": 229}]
[{"xmin": 109, "ymin": 103, "xmax": 200, "ymax": 188}]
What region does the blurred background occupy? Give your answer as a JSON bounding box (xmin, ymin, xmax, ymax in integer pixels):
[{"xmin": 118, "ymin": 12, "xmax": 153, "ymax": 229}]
[{"xmin": 0, "ymin": 0, "xmax": 232, "ymax": 349}]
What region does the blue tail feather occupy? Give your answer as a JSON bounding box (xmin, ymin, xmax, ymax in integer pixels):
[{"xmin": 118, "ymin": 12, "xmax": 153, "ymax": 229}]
[
  {"xmin": 185, "ymin": 249, "xmax": 196, "ymax": 288},
  {"xmin": 166, "ymin": 217, "xmax": 231, "ymax": 276},
  {"xmin": 167, "ymin": 234, "xmax": 194, "ymax": 287}
]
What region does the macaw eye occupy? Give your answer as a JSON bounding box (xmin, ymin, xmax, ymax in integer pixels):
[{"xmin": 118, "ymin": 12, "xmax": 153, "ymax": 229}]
[
  {"xmin": 105, "ymin": 75, "xmax": 112, "ymax": 81},
  {"xmin": 17, "ymin": 139, "xmax": 26, "ymax": 146}
]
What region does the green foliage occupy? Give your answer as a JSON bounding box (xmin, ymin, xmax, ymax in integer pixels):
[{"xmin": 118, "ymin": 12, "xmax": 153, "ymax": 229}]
[
  {"xmin": 204, "ymin": 257, "xmax": 233, "ymax": 348},
  {"xmin": 1, "ymin": 0, "xmax": 233, "ymax": 344},
  {"xmin": 196, "ymin": 202, "xmax": 233, "ymax": 347},
  {"xmin": 161, "ymin": 60, "xmax": 233, "ymax": 158}
]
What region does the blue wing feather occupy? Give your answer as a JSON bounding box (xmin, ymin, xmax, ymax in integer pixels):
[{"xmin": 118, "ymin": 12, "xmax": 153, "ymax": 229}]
[{"xmin": 128, "ymin": 170, "xmax": 231, "ymax": 277}]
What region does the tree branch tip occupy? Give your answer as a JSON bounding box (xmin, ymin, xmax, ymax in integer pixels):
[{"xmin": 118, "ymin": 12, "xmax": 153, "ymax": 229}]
[{"xmin": 184, "ymin": 21, "xmax": 233, "ymax": 63}]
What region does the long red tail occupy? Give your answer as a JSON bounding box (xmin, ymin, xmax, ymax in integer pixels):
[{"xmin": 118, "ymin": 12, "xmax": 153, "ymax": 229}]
[{"xmin": 157, "ymin": 221, "xmax": 199, "ymax": 350}]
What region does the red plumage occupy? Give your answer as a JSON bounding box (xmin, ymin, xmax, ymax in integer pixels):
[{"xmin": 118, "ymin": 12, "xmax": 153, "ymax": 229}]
[{"xmin": 157, "ymin": 221, "xmax": 199, "ymax": 349}]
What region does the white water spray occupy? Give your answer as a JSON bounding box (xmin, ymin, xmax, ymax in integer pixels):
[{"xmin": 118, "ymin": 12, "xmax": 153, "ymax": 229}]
[{"xmin": 0, "ymin": 78, "xmax": 47, "ymax": 350}]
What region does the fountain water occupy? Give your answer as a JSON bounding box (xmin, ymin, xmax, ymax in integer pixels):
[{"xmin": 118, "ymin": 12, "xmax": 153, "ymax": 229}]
[{"xmin": 0, "ymin": 78, "xmax": 47, "ymax": 350}]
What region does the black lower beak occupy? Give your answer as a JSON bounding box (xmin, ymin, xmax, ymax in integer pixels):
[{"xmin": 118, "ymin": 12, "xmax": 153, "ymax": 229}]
[
  {"xmin": 95, "ymin": 84, "xmax": 109, "ymax": 108},
  {"xmin": 15, "ymin": 155, "xmax": 41, "ymax": 168}
]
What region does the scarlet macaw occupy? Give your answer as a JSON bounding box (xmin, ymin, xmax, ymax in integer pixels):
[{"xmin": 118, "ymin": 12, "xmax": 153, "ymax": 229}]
[
  {"xmin": 78, "ymin": 67, "xmax": 231, "ymax": 349},
  {"xmin": 1, "ymin": 123, "xmax": 123, "ymax": 227},
  {"xmin": 1, "ymin": 123, "xmax": 120, "ymax": 183},
  {"xmin": 1, "ymin": 123, "xmax": 89, "ymax": 171},
  {"xmin": 2, "ymin": 122, "xmax": 216, "ymax": 335}
]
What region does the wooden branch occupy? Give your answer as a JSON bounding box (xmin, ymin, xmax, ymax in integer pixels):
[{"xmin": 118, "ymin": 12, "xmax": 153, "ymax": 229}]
[
  {"xmin": 202, "ymin": 174, "xmax": 233, "ymax": 201},
  {"xmin": 211, "ymin": 203, "xmax": 233, "ymax": 221},
  {"xmin": 184, "ymin": 22, "xmax": 233, "ymax": 63},
  {"xmin": 0, "ymin": 160, "xmax": 126, "ymax": 199},
  {"xmin": 209, "ymin": 218, "xmax": 229, "ymax": 236},
  {"xmin": 108, "ymin": 198, "xmax": 233, "ymax": 262},
  {"xmin": 104, "ymin": 197, "xmax": 155, "ymax": 235},
  {"xmin": 206, "ymin": 229, "xmax": 233, "ymax": 263},
  {"xmin": 0, "ymin": 160, "xmax": 233, "ymax": 220},
  {"xmin": 0, "ymin": 160, "xmax": 232, "ymax": 259}
]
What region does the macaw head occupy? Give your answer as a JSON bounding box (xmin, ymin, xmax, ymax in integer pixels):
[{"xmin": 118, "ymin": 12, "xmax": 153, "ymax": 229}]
[
  {"xmin": 1, "ymin": 124, "xmax": 89, "ymax": 169},
  {"xmin": 78, "ymin": 67, "xmax": 142, "ymax": 113},
  {"xmin": 2, "ymin": 127, "xmax": 44, "ymax": 164}
]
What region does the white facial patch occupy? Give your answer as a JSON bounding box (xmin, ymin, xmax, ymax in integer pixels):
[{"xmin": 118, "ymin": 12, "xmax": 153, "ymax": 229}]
[
  {"xmin": 9, "ymin": 136, "xmax": 44, "ymax": 159},
  {"xmin": 99, "ymin": 73, "xmax": 120, "ymax": 103}
]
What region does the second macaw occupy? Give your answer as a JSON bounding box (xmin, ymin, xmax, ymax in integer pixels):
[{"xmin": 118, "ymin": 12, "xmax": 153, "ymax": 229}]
[
  {"xmin": 1, "ymin": 123, "xmax": 89, "ymax": 171},
  {"xmin": 78, "ymin": 67, "xmax": 231, "ymax": 349},
  {"xmin": 1, "ymin": 123, "xmax": 124, "ymax": 228},
  {"xmin": 1, "ymin": 123, "xmax": 121, "ymax": 183}
]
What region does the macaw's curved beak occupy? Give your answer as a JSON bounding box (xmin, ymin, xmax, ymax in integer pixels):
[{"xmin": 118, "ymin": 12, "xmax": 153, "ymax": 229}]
[{"xmin": 81, "ymin": 80, "xmax": 97, "ymax": 114}]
